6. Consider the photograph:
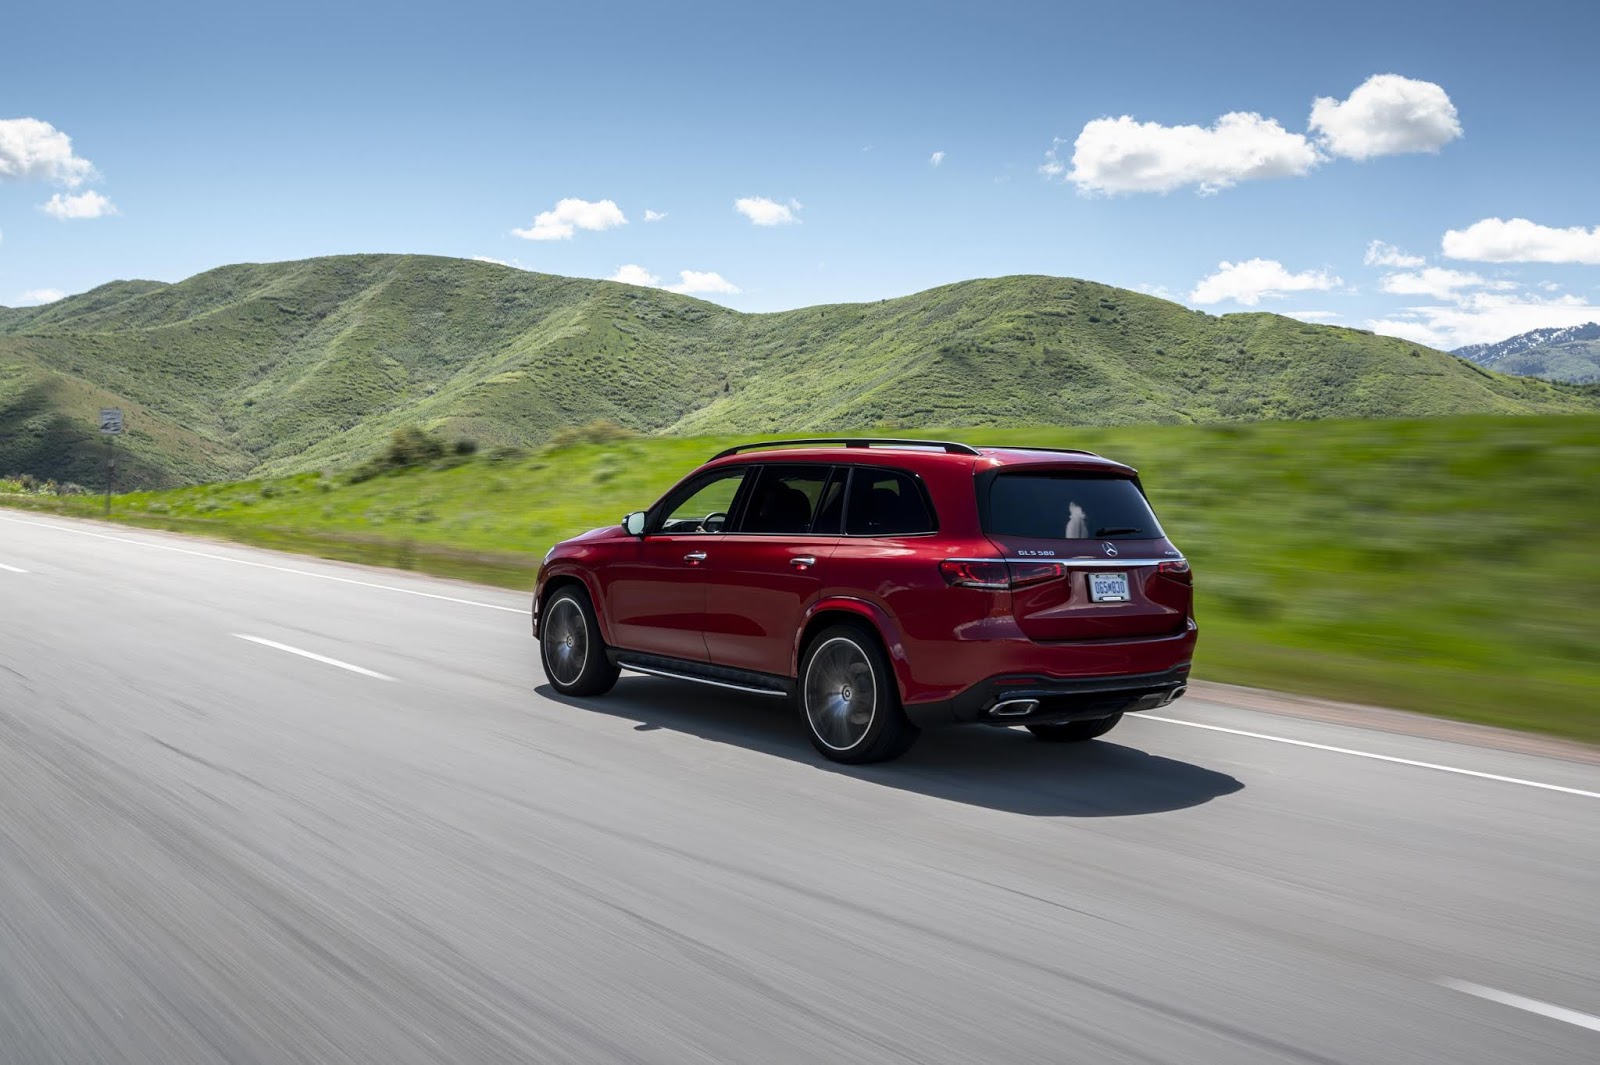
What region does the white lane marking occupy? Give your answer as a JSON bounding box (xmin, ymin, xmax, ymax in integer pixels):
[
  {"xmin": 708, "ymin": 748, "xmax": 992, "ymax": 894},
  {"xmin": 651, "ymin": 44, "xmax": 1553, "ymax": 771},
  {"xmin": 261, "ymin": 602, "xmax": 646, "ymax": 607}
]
[
  {"xmin": 233, "ymin": 634, "xmax": 396, "ymax": 681},
  {"xmin": 1437, "ymin": 979, "xmax": 1600, "ymax": 1033},
  {"xmin": 1140, "ymin": 715, "xmax": 1600, "ymax": 799},
  {"xmin": 0, "ymin": 514, "xmax": 523, "ymax": 613},
  {"xmin": 0, "ymin": 562, "xmax": 27, "ymax": 573}
]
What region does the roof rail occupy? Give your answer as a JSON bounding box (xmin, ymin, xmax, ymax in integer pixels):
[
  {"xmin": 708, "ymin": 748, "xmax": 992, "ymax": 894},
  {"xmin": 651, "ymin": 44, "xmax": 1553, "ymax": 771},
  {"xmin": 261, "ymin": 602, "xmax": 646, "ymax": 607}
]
[{"xmin": 710, "ymin": 437, "xmax": 982, "ymax": 461}]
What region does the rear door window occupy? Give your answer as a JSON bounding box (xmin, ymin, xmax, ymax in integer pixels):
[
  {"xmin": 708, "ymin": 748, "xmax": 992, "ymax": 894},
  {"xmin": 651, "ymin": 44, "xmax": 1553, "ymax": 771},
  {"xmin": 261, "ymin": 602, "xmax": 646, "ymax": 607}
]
[
  {"xmin": 985, "ymin": 473, "xmax": 1161, "ymax": 540},
  {"xmin": 845, "ymin": 468, "xmax": 936, "ymax": 536},
  {"xmin": 811, "ymin": 469, "xmax": 847, "ymax": 534},
  {"xmin": 737, "ymin": 465, "xmax": 835, "ymax": 534}
]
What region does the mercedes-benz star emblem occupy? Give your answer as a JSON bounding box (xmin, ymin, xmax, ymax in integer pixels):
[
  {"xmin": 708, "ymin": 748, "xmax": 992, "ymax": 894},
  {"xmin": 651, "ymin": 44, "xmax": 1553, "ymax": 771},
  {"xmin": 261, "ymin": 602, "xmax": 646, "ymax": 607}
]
[{"xmin": 1102, "ymin": 542, "xmax": 1119, "ymax": 557}]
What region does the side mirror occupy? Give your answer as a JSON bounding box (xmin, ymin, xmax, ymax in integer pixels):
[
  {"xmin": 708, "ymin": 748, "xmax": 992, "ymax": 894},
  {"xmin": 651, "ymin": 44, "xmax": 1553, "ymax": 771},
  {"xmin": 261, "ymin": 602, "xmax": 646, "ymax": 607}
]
[{"xmin": 622, "ymin": 511, "xmax": 647, "ymax": 536}]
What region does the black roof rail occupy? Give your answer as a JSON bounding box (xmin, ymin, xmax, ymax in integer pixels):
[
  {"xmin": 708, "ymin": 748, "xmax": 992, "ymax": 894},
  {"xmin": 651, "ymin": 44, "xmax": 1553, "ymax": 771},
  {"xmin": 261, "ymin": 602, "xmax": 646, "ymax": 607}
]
[{"xmin": 710, "ymin": 437, "xmax": 982, "ymax": 461}]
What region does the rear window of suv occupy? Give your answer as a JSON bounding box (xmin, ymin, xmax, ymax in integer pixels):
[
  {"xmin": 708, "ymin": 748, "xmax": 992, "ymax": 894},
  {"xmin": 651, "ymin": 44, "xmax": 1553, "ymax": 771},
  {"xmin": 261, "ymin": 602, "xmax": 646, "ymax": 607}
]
[{"xmin": 985, "ymin": 472, "xmax": 1161, "ymax": 540}]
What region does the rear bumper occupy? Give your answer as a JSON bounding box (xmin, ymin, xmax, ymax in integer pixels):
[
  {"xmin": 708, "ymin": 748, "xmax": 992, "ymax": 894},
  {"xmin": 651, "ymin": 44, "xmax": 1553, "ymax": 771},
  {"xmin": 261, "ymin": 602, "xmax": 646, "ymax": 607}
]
[{"xmin": 903, "ymin": 664, "xmax": 1191, "ymax": 728}]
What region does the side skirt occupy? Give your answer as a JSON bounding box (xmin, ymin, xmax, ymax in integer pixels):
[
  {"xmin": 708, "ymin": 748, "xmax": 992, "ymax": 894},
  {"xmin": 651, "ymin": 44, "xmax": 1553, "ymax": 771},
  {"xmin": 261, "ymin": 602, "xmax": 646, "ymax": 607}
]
[{"xmin": 607, "ymin": 650, "xmax": 794, "ymax": 699}]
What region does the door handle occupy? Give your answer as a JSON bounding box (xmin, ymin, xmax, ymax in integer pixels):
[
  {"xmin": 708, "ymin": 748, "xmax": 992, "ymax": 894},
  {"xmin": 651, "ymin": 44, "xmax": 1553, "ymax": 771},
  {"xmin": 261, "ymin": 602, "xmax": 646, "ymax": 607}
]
[
  {"xmin": 789, "ymin": 555, "xmax": 817, "ymax": 569},
  {"xmin": 684, "ymin": 551, "xmax": 708, "ymax": 564}
]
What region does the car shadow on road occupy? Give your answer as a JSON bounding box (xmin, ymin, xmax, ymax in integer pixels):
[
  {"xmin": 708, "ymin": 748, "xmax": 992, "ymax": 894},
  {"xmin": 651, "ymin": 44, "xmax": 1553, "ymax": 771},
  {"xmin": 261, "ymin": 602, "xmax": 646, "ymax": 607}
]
[{"xmin": 537, "ymin": 677, "xmax": 1243, "ymax": 817}]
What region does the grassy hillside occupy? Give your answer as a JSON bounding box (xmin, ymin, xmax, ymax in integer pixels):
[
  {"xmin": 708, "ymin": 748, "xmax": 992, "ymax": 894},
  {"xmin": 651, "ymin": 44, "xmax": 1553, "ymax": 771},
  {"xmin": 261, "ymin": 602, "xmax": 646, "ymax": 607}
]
[
  {"xmin": 7, "ymin": 415, "xmax": 1597, "ymax": 743},
  {"xmin": 3, "ymin": 255, "xmax": 1593, "ymax": 488}
]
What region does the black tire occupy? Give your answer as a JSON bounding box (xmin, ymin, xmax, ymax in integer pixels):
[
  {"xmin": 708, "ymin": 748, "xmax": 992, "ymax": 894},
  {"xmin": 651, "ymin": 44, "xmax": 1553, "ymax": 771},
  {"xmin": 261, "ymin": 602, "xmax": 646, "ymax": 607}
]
[
  {"xmin": 1027, "ymin": 713, "xmax": 1123, "ymax": 743},
  {"xmin": 539, "ymin": 586, "xmax": 619, "ymax": 697},
  {"xmin": 798, "ymin": 623, "xmax": 919, "ymax": 764}
]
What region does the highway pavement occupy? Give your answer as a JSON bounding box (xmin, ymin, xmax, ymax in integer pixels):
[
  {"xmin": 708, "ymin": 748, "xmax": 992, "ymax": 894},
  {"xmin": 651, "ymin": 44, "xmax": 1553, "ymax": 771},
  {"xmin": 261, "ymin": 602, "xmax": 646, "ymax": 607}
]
[{"xmin": 0, "ymin": 511, "xmax": 1595, "ymax": 1064}]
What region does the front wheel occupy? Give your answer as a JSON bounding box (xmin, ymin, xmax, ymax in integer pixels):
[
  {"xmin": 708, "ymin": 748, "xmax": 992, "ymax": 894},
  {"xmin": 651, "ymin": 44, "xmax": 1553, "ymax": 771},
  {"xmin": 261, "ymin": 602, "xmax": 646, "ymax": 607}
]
[
  {"xmin": 540, "ymin": 586, "xmax": 619, "ymax": 696},
  {"xmin": 799, "ymin": 624, "xmax": 919, "ymax": 764},
  {"xmin": 1027, "ymin": 713, "xmax": 1122, "ymax": 743}
]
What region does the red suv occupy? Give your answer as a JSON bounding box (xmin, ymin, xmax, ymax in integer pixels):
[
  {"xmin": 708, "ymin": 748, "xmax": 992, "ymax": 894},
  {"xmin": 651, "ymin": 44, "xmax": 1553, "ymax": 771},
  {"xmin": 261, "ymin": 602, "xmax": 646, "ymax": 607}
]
[{"xmin": 533, "ymin": 439, "xmax": 1195, "ymax": 763}]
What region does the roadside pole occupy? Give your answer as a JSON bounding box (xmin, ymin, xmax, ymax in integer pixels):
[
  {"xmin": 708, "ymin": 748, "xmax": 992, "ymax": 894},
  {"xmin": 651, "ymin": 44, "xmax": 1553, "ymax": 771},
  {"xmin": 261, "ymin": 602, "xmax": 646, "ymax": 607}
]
[{"xmin": 99, "ymin": 408, "xmax": 123, "ymax": 515}]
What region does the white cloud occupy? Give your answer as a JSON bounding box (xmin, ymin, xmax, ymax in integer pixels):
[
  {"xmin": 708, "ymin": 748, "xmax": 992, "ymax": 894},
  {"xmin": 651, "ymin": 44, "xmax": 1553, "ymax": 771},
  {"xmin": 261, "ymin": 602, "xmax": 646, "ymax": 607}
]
[
  {"xmin": 929, "ymin": 150, "xmax": 945, "ymax": 167},
  {"xmin": 1378, "ymin": 267, "xmax": 1515, "ymax": 301},
  {"xmin": 472, "ymin": 255, "xmax": 510, "ymax": 266},
  {"xmin": 1368, "ymin": 291, "xmax": 1600, "ymax": 349},
  {"xmin": 1364, "ymin": 240, "xmax": 1425, "ymax": 268},
  {"xmin": 643, "ymin": 209, "xmax": 666, "ymax": 222},
  {"xmin": 1365, "ymin": 317, "xmax": 1450, "ymax": 347},
  {"xmin": 511, "ymin": 197, "xmax": 627, "ymax": 241},
  {"xmin": 666, "ymin": 270, "xmax": 740, "ymax": 295},
  {"xmin": 601, "ymin": 265, "xmax": 739, "ymax": 296},
  {"xmin": 1281, "ymin": 310, "xmax": 1342, "ymax": 322},
  {"xmin": 1442, "ymin": 217, "xmax": 1600, "ymax": 265},
  {"xmin": 608, "ymin": 263, "xmax": 662, "ymax": 287},
  {"xmin": 1309, "ymin": 74, "xmax": 1461, "ymax": 160},
  {"xmin": 734, "ymin": 196, "xmax": 801, "ymax": 225},
  {"xmin": 40, "ymin": 189, "xmax": 116, "ymax": 219},
  {"xmin": 0, "ymin": 118, "xmax": 96, "ymax": 186},
  {"xmin": 1189, "ymin": 259, "xmax": 1342, "ymax": 305},
  {"xmin": 16, "ymin": 288, "xmax": 65, "ymax": 305},
  {"xmin": 1137, "ymin": 282, "xmax": 1176, "ymax": 300},
  {"xmin": 1050, "ymin": 112, "xmax": 1320, "ymax": 195}
]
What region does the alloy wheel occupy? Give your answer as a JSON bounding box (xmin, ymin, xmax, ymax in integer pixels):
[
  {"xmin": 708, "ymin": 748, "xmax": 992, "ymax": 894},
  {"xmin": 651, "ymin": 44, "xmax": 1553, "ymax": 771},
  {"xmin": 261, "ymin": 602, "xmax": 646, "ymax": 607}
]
[
  {"xmin": 804, "ymin": 636, "xmax": 877, "ymax": 751},
  {"xmin": 542, "ymin": 596, "xmax": 589, "ymax": 687}
]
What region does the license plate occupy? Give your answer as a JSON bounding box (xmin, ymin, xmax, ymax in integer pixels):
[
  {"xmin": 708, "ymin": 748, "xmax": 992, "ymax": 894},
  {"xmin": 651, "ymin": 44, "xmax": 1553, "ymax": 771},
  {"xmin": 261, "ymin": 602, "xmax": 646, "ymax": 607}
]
[{"xmin": 1088, "ymin": 571, "xmax": 1130, "ymax": 602}]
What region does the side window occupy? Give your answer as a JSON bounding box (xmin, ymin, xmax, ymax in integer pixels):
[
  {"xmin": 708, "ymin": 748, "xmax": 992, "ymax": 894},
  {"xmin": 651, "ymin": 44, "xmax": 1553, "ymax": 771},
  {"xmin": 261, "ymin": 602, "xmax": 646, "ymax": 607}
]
[
  {"xmin": 811, "ymin": 469, "xmax": 847, "ymax": 535},
  {"xmin": 738, "ymin": 465, "xmax": 834, "ymax": 534},
  {"xmin": 845, "ymin": 468, "xmax": 936, "ymax": 536},
  {"xmin": 655, "ymin": 467, "xmax": 750, "ymax": 534}
]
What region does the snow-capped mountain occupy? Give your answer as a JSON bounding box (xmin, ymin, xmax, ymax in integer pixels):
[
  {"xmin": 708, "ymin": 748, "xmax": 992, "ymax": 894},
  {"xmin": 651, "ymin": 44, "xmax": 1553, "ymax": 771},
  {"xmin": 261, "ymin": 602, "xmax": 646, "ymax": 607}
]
[{"xmin": 1454, "ymin": 323, "xmax": 1600, "ymax": 384}]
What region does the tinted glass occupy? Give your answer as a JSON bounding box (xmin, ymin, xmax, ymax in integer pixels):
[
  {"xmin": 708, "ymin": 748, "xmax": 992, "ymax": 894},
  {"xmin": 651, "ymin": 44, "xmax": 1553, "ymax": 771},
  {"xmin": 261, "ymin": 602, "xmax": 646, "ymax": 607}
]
[
  {"xmin": 658, "ymin": 467, "xmax": 749, "ymax": 533},
  {"xmin": 986, "ymin": 473, "xmax": 1161, "ymax": 540},
  {"xmin": 739, "ymin": 465, "xmax": 833, "ymax": 534},
  {"xmin": 811, "ymin": 470, "xmax": 846, "ymax": 534},
  {"xmin": 845, "ymin": 469, "xmax": 936, "ymax": 536}
]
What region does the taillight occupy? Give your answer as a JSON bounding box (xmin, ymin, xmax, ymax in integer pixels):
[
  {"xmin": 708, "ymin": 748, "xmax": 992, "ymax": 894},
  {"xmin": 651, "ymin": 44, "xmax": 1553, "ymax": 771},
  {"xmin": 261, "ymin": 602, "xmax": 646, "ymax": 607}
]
[
  {"xmin": 939, "ymin": 560, "xmax": 1010, "ymax": 589},
  {"xmin": 940, "ymin": 560, "xmax": 1064, "ymax": 589},
  {"xmin": 1007, "ymin": 562, "xmax": 1064, "ymax": 587},
  {"xmin": 1157, "ymin": 559, "xmax": 1192, "ymax": 584}
]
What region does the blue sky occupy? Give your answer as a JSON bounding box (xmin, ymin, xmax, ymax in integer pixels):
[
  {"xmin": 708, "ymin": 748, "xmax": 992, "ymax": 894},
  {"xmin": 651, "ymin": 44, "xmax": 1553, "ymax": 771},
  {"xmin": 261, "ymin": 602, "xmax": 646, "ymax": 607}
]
[{"xmin": 2, "ymin": 0, "xmax": 1597, "ymax": 348}]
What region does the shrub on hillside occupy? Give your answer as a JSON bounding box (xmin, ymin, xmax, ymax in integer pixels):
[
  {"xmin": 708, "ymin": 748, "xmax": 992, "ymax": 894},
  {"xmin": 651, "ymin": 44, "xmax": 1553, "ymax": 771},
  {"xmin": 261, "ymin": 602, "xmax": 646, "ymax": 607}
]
[
  {"xmin": 348, "ymin": 425, "xmax": 450, "ymax": 483},
  {"xmin": 0, "ymin": 474, "xmax": 86, "ymax": 496},
  {"xmin": 547, "ymin": 420, "xmax": 638, "ymax": 449}
]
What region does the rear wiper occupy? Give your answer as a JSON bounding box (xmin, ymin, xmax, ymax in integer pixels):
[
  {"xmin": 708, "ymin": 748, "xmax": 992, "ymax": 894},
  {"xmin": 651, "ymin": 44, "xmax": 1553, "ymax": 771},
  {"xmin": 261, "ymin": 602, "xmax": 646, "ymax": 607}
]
[{"xmin": 1094, "ymin": 527, "xmax": 1143, "ymax": 536}]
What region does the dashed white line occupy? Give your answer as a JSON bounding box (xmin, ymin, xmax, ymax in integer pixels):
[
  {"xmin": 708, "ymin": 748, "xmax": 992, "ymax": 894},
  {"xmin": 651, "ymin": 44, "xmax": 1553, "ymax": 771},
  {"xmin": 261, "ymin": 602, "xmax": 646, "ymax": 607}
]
[
  {"xmin": 233, "ymin": 634, "xmax": 396, "ymax": 681},
  {"xmin": 1140, "ymin": 715, "xmax": 1600, "ymax": 799},
  {"xmin": 0, "ymin": 514, "xmax": 523, "ymax": 613},
  {"xmin": 0, "ymin": 562, "xmax": 27, "ymax": 573},
  {"xmin": 1438, "ymin": 979, "xmax": 1600, "ymax": 1033}
]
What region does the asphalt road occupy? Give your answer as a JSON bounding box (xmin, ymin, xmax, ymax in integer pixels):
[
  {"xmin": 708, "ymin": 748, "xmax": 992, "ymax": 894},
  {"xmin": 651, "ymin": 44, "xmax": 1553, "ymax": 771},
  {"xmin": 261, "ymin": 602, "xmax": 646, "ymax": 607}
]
[{"xmin": 0, "ymin": 511, "xmax": 1596, "ymax": 1065}]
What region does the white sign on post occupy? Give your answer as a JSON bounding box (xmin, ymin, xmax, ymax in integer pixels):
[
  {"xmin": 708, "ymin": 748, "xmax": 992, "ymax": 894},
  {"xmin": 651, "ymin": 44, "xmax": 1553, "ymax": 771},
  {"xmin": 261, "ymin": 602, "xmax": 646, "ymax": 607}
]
[{"xmin": 99, "ymin": 408, "xmax": 124, "ymax": 434}]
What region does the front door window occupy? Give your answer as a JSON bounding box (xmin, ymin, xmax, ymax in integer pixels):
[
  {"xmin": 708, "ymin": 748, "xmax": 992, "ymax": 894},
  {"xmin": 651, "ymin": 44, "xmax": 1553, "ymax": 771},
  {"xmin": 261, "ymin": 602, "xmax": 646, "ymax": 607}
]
[{"xmin": 657, "ymin": 468, "xmax": 749, "ymax": 534}]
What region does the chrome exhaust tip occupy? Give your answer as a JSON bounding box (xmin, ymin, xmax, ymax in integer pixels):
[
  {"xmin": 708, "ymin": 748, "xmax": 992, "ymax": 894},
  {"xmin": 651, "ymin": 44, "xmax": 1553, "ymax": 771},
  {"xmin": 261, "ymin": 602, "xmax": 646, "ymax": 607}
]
[
  {"xmin": 1166, "ymin": 686, "xmax": 1187, "ymax": 704},
  {"xmin": 990, "ymin": 698, "xmax": 1040, "ymax": 718}
]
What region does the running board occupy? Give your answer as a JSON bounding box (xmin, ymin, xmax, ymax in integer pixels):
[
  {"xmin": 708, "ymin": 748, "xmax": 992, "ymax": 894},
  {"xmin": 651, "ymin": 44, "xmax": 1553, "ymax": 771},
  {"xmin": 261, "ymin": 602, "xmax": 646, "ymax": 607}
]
[{"xmin": 609, "ymin": 651, "xmax": 794, "ymax": 698}]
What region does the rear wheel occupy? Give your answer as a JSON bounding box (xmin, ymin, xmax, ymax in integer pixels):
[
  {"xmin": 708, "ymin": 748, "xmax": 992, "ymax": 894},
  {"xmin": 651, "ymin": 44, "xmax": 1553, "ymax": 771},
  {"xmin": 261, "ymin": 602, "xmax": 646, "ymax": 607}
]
[
  {"xmin": 540, "ymin": 586, "xmax": 619, "ymax": 696},
  {"xmin": 799, "ymin": 624, "xmax": 919, "ymax": 764},
  {"xmin": 1027, "ymin": 713, "xmax": 1122, "ymax": 743}
]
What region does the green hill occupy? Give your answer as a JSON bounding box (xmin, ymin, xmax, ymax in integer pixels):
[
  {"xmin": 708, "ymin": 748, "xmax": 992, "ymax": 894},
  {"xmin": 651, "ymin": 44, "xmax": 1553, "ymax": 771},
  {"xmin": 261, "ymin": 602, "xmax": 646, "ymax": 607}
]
[{"xmin": 2, "ymin": 254, "xmax": 1592, "ymax": 488}]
